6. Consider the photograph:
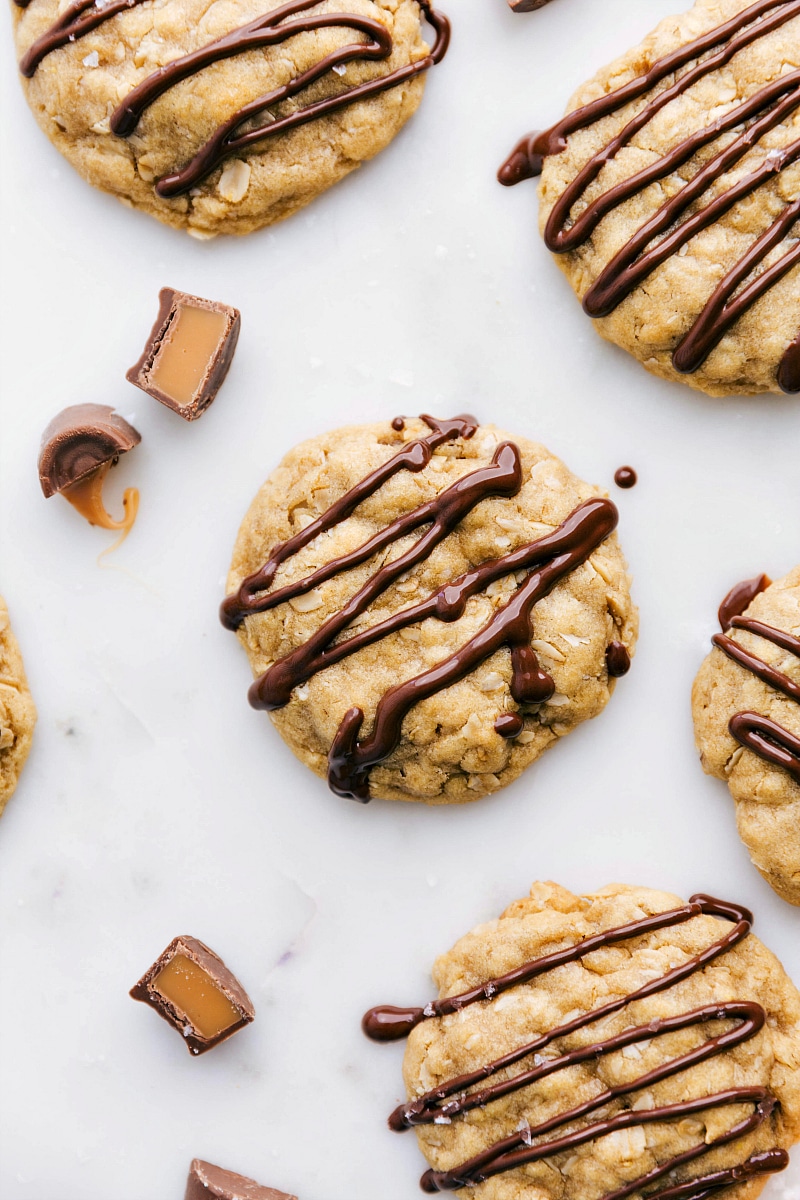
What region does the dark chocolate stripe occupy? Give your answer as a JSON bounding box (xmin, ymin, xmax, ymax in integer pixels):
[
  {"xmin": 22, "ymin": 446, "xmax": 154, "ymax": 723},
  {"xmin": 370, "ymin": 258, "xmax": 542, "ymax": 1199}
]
[
  {"xmin": 498, "ymin": 0, "xmax": 800, "ymax": 392},
  {"xmin": 713, "ymin": 583, "xmax": 800, "ymax": 783},
  {"xmin": 221, "ymin": 415, "xmax": 477, "ymax": 631},
  {"xmin": 363, "ymin": 894, "xmax": 750, "ymax": 1039},
  {"xmin": 673, "ymin": 195, "xmax": 800, "ymax": 374},
  {"xmin": 19, "ymin": 0, "xmax": 139, "ymax": 74},
  {"xmin": 422, "ymin": 1093, "xmax": 777, "ymax": 1194},
  {"xmin": 246, "ymin": 441, "xmax": 528, "ymax": 710},
  {"xmin": 392, "ymin": 1001, "xmax": 764, "ymax": 1128},
  {"xmin": 18, "ymin": 0, "xmax": 450, "ymax": 197},
  {"xmin": 327, "ymin": 497, "xmax": 616, "ymax": 799},
  {"xmin": 498, "ymin": 0, "xmax": 799, "ymax": 178},
  {"xmin": 714, "ymin": 624, "xmax": 800, "ymax": 703},
  {"xmin": 730, "ymin": 712, "xmax": 800, "ymax": 784},
  {"xmin": 582, "ymin": 129, "xmax": 800, "ymax": 318},
  {"xmin": 221, "ymin": 416, "xmax": 622, "ymax": 801},
  {"xmin": 109, "ymin": 0, "xmax": 389, "ymax": 137},
  {"xmin": 731, "ymin": 616, "xmax": 800, "ymax": 658},
  {"xmin": 240, "ymin": 439, "xmax": 515, "ymax": 635},
  {"xmin": 637, "ymin": 1152, "xmax": 788, "ymax": 1200},
  {"xmin": 363, "ymin": 895, "xmax": 788, "ymax": 1196}
]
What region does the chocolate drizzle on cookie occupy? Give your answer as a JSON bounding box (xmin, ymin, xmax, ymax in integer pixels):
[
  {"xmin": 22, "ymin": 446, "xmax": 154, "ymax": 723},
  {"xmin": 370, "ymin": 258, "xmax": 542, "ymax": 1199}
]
[
  {"xmin": 498, "ymin": 0, "xmax": 800, "ymax": 393},
  {"xmin": 363, "ymin": 894, "xmax": 789, "ymax": 1196},
  {"xmin": 17, "ymin": 0, "xmax": 449, "ymax": 197},
  {"xmin": 717, "ymin": 574, "xmax": 770, "ymax": 632},
  {"xmin": 221, "ymin": 416, "xmax": 623, "ymax": 801},
  {"xmin": 713, "ymin": 576, "xmax": 800, "ymax": 784}
]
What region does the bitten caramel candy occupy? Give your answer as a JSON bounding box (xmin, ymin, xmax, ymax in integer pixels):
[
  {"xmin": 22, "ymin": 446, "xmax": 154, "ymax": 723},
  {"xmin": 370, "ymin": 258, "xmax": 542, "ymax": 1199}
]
[
  {"xmin": 185, "ymin": 1159, "xmax": 297, "ymax": 1200},
  {"xmin": 508, "ymin": 0, "xmax": 554, "ymax": 10},
  {"xmin": 38, "ymin": 404, "xmax": 140, "ymax": 498},
  {"xmin": 130, "ymin": 936, "xmax": 254, "ymax": 1055},
  {"xmin": 38, "ymin": 404, "xmax": 141, "ymax": 539},
  {"xmin": 127, "ymin": 288, "xmax": 241, "ymax": 420}
]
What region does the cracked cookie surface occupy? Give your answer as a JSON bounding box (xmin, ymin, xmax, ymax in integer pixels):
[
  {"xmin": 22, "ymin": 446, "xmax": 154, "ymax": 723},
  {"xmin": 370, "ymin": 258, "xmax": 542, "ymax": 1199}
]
[
  {"xmin": 533, "ymin": 0, "xmax": 800, "ymax": 397},
  {"xmin": 394, "ymin": 882, "xmax": 800, "ymax": 1199},
  {"xmin": 224, "ymin": 417, "xmax": 636, "ymax": 804},
  {"xmin": 693, "ymin": 567, "xmax": 800, "ymax": 906},
  {"xmin": 11, "ymin": 0, "xmax": 439, "ymax": 235},
  {"xmin": 0, "ymin": 596, "xmax": 36, "ymax": 818}
]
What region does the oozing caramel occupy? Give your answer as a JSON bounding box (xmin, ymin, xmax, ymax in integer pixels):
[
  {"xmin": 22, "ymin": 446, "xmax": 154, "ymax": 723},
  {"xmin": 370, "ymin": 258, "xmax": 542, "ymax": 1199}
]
[
  {"xmin": 148, "ymin": 304, "xmax": 230, "ymax": 407},
  {"xmin": 152, "ymin": 953, "xmax": 241, "ymax": 1040},
  {"xmin": 61, "ymin": 461, "xmax": 139, "ymax": 544}
]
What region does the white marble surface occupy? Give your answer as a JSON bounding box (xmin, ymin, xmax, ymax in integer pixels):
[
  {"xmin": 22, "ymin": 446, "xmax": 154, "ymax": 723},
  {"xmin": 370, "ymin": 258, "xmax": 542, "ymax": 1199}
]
[{"xmin": 1, "ymin": 0, "xmax": 800, "ymax": 1197}]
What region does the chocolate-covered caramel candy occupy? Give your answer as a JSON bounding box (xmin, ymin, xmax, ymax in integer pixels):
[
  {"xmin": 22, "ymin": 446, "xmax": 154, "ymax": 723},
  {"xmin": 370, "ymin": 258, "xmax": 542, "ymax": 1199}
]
[
  {"xmin": 38, "ymin": 404, "xmax": 141, "ymax": 539},
  {"xmin": 130, "ymin": 936, "xmax": 254, "ymax": 1056},
  {"xmin": 185, "ymin": 1160, "xmax": 297, "ymax": 1200},
  {"xmin": 508, "ymin": 0, "xmax": 555, "ymax": 10},
  {"xmin": 127, "ymin": 289, "xmax": 241, "ymax": 421}
]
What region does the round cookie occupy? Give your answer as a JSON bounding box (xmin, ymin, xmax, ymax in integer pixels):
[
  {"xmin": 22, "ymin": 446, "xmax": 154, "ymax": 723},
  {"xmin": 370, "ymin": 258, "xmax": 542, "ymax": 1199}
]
[
  {"xmin": 222, "ymin": 415, "xmax": 637, "ymax": 804},
  {"xmin": 501, "ymin": 0, "xmax": 800, "ymax": 397},
  {"xmin": 363, "ymin": 882, "xmax": 800, "ymax": 1199},
  {"xmin": 0, "ymin": 596, "xmax": 36, "ymax": 818},
  {"xmin": 11, "ymin": 0, "xmax": 448, "ymax": 236},
  {"xmin": 693, "ymin": 569, "xmax": 800, "ymax": 906}
]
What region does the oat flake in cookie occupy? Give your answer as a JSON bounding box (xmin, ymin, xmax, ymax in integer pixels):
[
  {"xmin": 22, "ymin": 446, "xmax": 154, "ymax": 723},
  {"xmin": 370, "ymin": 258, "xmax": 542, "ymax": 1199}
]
[
  {"xmin": 364, "ymin": 882, "xmax": 800, "ymax": 1199},
  {"xmin": 500, "ymin": 0, "xmax": 800, "ymax": 397},
  {"xmin": 0, "ymin": 596, "xmax": 36, "ymax": 818},
  {"xmin": 693, "ymin": 569, "xmax": 800, "ymax": 906},
  {"xmin": 11, "ymin": 0, "xmax": 449, "ymax": 236},
  {"xmin": 221, "ymin": 416, "xmax": 636, "ymax": 804}
]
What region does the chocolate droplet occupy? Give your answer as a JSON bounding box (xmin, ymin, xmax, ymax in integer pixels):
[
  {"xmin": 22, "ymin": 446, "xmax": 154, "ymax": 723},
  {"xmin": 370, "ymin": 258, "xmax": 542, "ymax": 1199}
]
[
  {"xmin": 362, "ymin": 1005, "xmax": 426, "ymax": 1041},
  {"xmin": 718, "ymin": 574, "xmax": 771, "ymax": 631},
  {"xmin": 605, "ymin": 641, "xmax": 631, "ymax": 677},
  {"xmin": 494, "ymin": 713, "xmax": 524, "ymax": 739},
  {"xmin": 614, "ymin": 466, "xmax": 637, "ymax": 489}
]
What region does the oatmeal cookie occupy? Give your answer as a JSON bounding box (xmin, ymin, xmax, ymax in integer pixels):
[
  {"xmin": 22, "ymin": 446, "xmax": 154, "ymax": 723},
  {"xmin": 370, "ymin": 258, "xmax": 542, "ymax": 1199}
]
[
  {"xmin": 11, "ymin": 0, "xmax": 448, "ymax": 236},
  {"xmin": 0, "ymin": 596, "xmax": 36, "ymax": 817},
  {"xmin": 221, "ymin": 415, "xmax": 636, "ymax": 805},
  {"xmin": 363, "ymin": 882, "xmax": 800, "ymax": 1199},
  {"xmin": 693, "ymin": 569, "xmax": 800, "ymax": 906},
  {"xmin": 500, "ymin": 0, "xmax": 800, "ymax": 397}
]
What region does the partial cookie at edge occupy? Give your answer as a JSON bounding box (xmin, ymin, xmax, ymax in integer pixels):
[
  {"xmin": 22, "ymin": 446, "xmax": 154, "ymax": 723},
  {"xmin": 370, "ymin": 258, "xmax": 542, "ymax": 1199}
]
[
  {"xmin": 397, "ymin": 882, "xmax": 800, "ymax": 1199},
  {"xmin": 534, "ymin": 0, "xmax": 800, "ymax": 396},
  {"xmin": 693, "ymin": 567, "xmax": 800, "ymax": 905},
  {"xmin": 0, "ymin": 596, "xmax": 36, "ymax": 816}
]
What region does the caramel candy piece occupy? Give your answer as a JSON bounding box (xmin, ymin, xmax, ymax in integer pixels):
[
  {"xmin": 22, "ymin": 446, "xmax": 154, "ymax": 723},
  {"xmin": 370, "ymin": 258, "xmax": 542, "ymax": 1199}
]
[
  {"xmin": 186, "ymin": 1160, "xmax": 297, "ymax": 1200},
  {"xmin": 508, "ymin": 0, "xmax": 555, "ymax": 9},
  {"xmin": 127, "ymin": 288, "xmax": 241, "ymax": 420},
  {"xmin": 38, "ymin": 404, "xmax": 141, "ymax": 542},
  {"xmin": 130, "ymin": 936, "xmax": 254, "ymax": 1055}
]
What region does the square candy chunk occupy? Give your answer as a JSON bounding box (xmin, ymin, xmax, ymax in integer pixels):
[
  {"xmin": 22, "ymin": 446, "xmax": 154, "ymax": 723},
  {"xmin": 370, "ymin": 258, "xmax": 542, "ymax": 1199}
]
[
  {"xmin": 127, "ymin": 288, "xmax": 241, "ymax": 420},
  {"xmin": 186, "ymin": 1160, "xmax": 297, "ymax": 1200},
  {"xmin": 130, "ymin": 936, "xmax": 254, "ymax": 1055}
]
